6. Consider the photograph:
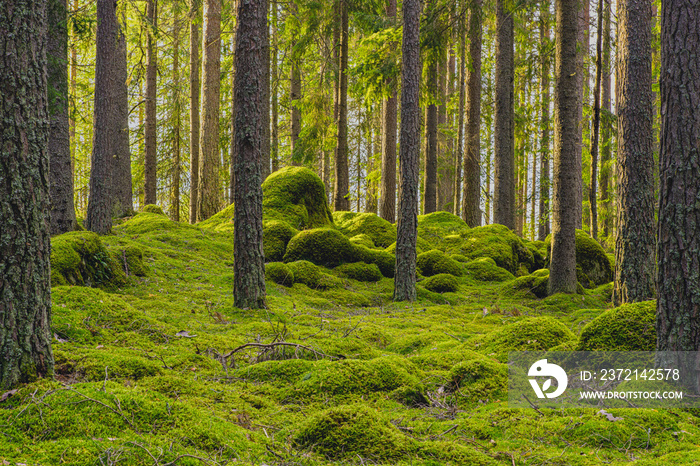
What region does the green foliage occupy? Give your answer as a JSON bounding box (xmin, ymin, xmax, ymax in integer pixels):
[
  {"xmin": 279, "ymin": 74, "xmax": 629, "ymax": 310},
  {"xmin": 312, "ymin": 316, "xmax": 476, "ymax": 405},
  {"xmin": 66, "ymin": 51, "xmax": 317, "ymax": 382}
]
[
  {"xmin": 334, "ymin": 262, "xmax": 382, "ymax": 282},
  {"xmin": 461, "ymin": 224, "xmax": 534, "ymax": 273},
  {"xmin": 262, "ymin": 220, "xmax": 299, "ymax": 262},
  {"xmin": 422, "ymin": 273, "xmax": 459, "ymax": 293},
  {"xmin": 262, "ymin": 167, "xmax": 333, "ymax": 229},
  {"xmin": 416, "ymin": 249, "xmax": 463, "ymax": 277},
  {"xmin": 51, "ymin": 231, "xmax": 126, "ymax": 288},
  {"xmin": 577, "ymin": 301, "xmax": 656, "ymax": 351},
  {"xmin": 333, "ymin": 211, "xmax": 396, "ymax": 248},
  {"xmin": 465, "ymin": 257, "xmax": 515, "ymax": 282},
  {"xmin": 142, "ymin": 204, "xmax": 165, "ymax": 215},
  {"xmin": 265, "ymin": 262, "xmax": 295, "ymax": 287}
]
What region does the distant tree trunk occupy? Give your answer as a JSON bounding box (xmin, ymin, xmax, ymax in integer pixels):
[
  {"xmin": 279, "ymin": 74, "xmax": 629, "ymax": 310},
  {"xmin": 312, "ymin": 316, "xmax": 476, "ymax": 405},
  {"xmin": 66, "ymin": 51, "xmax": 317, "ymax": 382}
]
[
  {"xmin": 437, "ymin": 49, "xmax": 448, "ymax": 211},
  {"xmin": 0, "ymin": 0, "xmax": 54, "ymax": 388},
  {"xmin": 197, "ymin": 0, "xmax": 222, "ymax": 221},
  {"xmin": 599, "ymin": 1, "xmax": 612, "ymax": 238},
  {"xmin": 233, "ymin": 0, "xmax": 267, "ymax": 309},
  {"xmin": 423, "ymin": 23, "xmax": 438, "ymax": 215},
  {"xmin": 588, "ymin": 0, "xmax": 603, "ymax": 240},
  {"xmin": 170, "ymin": 2, "xmax": 181, "ymax": 221},
  {"xmin": 271, "ymin": 2, "xmax": 279, "ymax": 172},
  {"xmin": 656, "ymin": 0, "xmax": 700, "ymax": 383},
  {"xmin": 613, "ymin": 0, "xmax": 654, "ymax": 305},
  {"xmin": 48, "ymin": 0, "xmax": 77, "ymax": 235},
  {"xmin": 379, "ymin": 0, "xmax": 397, "ymax": 223},
  {"xmin": 530, "ymin": 144, "xmax": 536, "ymax": 239},
  {"xmin": 574, "ymin": 0, "xmax": 588, "ymax": 229},
  {"xmin": 394, "ymin": 0, "xmax": 420, "ymax": 302},
  {"xmin": 333, "ymin": 0, "xmax": 350, "ymax": 211},
  {"xmin": 228, "ymin": 1, "xmax": 238, "ymax": 203},
  {"xmin": 462, "ymin": 0, "xmax": 482, "ymax": 227},
  {"xmin": 290, "ymin": 1, "xmax": 301, "ymax": 165},
  {"xmin": 189, "ymin": 0, "xmax": 201, "ymax": 223},
  {"xmin": 144, "ymin": 0, "xmax": 158, "ymax": 206},
  {"xmin": 493, "ymin": 0, "xmax": 515, "ymax": 229},
  {"xmin": 454, "ymin": 13, "xmax": 466, "ymax": 218},
  {"xmin": 548, "ymin": 0, "xmax": 580, "ymax": 295},
  {"xmin": 538, "ymin": 0, "xmax": 551, "ymax": 241}
]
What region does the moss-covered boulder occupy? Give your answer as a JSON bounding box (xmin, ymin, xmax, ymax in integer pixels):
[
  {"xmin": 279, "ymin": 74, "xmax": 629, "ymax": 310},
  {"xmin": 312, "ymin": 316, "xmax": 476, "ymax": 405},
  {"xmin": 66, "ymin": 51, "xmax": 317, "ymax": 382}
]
[
  {"xmin": 262, "ymin": 220, "xmax": 298, "ymax": 262},
  {"xmin": 286, "ymin": 260, "xmax": 341, "ymax": 289},
  {"xmin": 465, "ymin": 257, "xmax": 515, "ymax": 282},
  {"xmin": 461, "ymin": 224, "xmax": 533, "ymax": 274},
  {"xmin": 283, "ymin": 228, "xmax": 356, "ymax": 267},
  {"xmin": 265, "ymin": 262, "xmax": 295, "ymax": 286},
  {"xmin": 476, "ymin": 317, "xmax": 576, "ymax": 360},
  {"xmin": 422, "ymin": 273, "xmax": 459, "ymax": 293},
  {"xmin": 417, "ymin": 212, "xmax": 471, "ymax": 249},
  {"xmin": 109, "ymin": 244, "xmax": 147, "ymax": 277},
  {"xmin": 545, "ymin": 230, "xmax": 613, "ymax": 287},
  {"xmin": 333, "ymin": 211, "xmax": 396, "ymax": 248},
  {"xmin": 577, "ymin": 301, "xmax": 655, "ymax": 351},
  {"xmin": 262, "ymin": 167, "xmax": 333, "ymax": 229},
  {"xmin": 525, "ymin": 240, "xmax": 547, "ymax": 270},
  {"xmin": 142, "ymin": 204, "xmax": 165, "ymax": 216},
  {"xmin": 416, "ymin": 249, "xmax": 463, "ymax": 277},
  {"xmin": 51, "ymin": 232, "xmax": 126, "ymax": 288},
  {"xmin": 449, "ymin": 358, "xmax": 508, "ymax": 401},
  {"xmin": 118, "ymin": 212, "xmax": 182, "ymax": 235},
  {"xmin": 348, "ymin": 233, "xmax": 376, "ymax": 249},
  {"xmin": 354, "ymin": 246, "xmax": 395, "ymax": 278},
  {"xmin": 504, "ymin": 269, "xmax": 550, "ymax": 298},
  {"xmin": 334, "ymin": 262, "xmax": 382, "ymax": 282}
]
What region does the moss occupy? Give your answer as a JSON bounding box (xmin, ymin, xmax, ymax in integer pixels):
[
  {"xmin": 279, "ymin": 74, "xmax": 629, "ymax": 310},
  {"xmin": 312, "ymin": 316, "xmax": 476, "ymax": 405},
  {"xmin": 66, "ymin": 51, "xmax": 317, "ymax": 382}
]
[
  {"xmin": 348, "ymin": 233, "xmax": 377, "ymax": 249},
  {"xmin": 334, "ymin": 262, "xmax": 382, "ymax": 282},
  {"xmin": 265, "ymin": 262, "xmax": 295, "ymax": 286},
  {"xmin": 461, "ymin": 224, "xmax": 534, "ymax": 273},
  {"xmin": 196, "ymin": 203, "xmax": 235, "ymax": 232},
  {"xmin": 109, "ymin": 245, "xmax": 146, "ymax": 277},
  {"xmin": 545, "ymin": 229, "xmax": 613, "ymax": 286},
  {"xmin": 262, "ymin": 220, "xmax": 298, "ymax": 262},
  {"xmin": 333, "ymin": 211, "xmax": 396, "ymax": 248},
  {"xmin": 51, "ymin": 231, "xmax": 125, "ymax": 288},
  {"xmin": 142, "ymin": 204, "xmax": 165, "ymax": 216},
  {"xmin": 354, "ymin": 246, "xmax": 395, "ymax": 278},
  {"xmin": 465, "ymin": 257, "xmax": 515, "ymax": 282},
  {"xmin": 286, "ymin": 260, "xmax": 340, "ymax": 290},
  {"xmin": 449, "ymin": 358, "xmax": 508, "ymax": 401},
  {"xmin": 417, "ymin": 211, "xmax": 470, "ymax": 249},
  {"xmin": 577, "ymin": 301, "xmax": 656, "ymax": 351},
  {"xmin": 451, "ymin": 253, "xmax": 469, "ymax": 263},
  {"xmin": 235, "ymin": 359, "xmax": 316, "ymax": 384},
  {"xmin": 526, "ymin": 240, "xmax": 547, "ymax": 270},
  {"xmin": 476, "ymin": 317, "xmax": 576, "ymax": 360},
  {"xmin": 504, "ymin": 269, "xmax": 550, "ymax": 298},
  {"xmin": 262, "ymin": 166, "xmax": 334, "ymax": 229},
  {"xmin": 385, "ymin": 236, "xmax": 432, "ymax": 254},
  {"xmin": 292, "ymin": 405, "xmax": 414, "ymax": 461},
  {"xmin": 118, "ymin": 212, "xmax": 182, "ymax": 235},
  {"xmin": 283, "ymin": 228, "xmax": 356, "ymax": 267},
  {"xmin": 422, "ymin": 273, "xmax": 459, "ymax": 293},
  {"xmin": 416, "ymin": 249, "xmax": 463, "ymax": 277}
]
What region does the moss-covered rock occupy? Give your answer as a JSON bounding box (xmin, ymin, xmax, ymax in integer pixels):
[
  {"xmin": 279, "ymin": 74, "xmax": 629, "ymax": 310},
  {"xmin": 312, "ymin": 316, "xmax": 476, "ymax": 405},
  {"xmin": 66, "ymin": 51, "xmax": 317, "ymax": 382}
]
[
  {"xmin": 461, "ymin": 224, "xmax": 533, "ymax": 273},
  {"xmin": 449, "ymin": 358, "xmax": 508, "ymax": 401},
  {"xmin": 109, "ymin": 244, "xmax": 147, "ymax": 277},
  {"xmin": 51, "ymin": 231, "xmax": 125, "ymax": 288},
  {"xmin": 545, "ymin": 229, "xmax": 613, "ymax": 286},
  {"xmin": 262, "ymin": 166, "xmax": 333, "ymax": 229},
  {"xmin": 465, "ymin": 257, "xmax": 515, "ymax": 282},
  {"xmin": 504, "ymin": 269, "xmax": 550, "ymax": 298},
  {"xmin": 196, "ymin": 203, "xmax": 235, "ymax": 232},
  {"xmin": 118, "ymin": 212, "xmax": 182, "ymax": 235},
  {"xmin": 265, "ymin": 262, "xmax": 295, "ymax": 286},
  {"xmin": 451, "ymin": 253, "xmax": 469, "ymax": 263},
  {"xmin": 283, "ymin": 228, "xmax": 356, "ymax": 267},
  {"xmin": 333, "ymin": 211, "xmax": 396, "ymax": 248},
  {"xmin": 334, "ymin": 262, "xmax": 382, "ymax": 282},
  {"xmin": 422, "ymin": 273, "xmax": 459, "ymax": 293},
  {"xmin": 286, "ymin": 260, "xmax": 341, "ymax": 289},
  {"xmin": 262, "ymin": 220, "xmax": 298, "ymax": 262},
  {"xmin": 142, "ymin": 204, "xmax": 166, "ymax": 216},
  {"xmin": 577, "ymin": 301, "xmax": 655, "ymax": 351},
  {"xmin": 417, "ymin": 211, "xmax": 470, "ymax": 249},
  {"xmin": 525, "ymin": 240, "xmax": 547, "ymax": 270},
  {"xmin": 476, "ymin": 317, "xmax": 576, "ymax": 360},
  {"xmin": 416, "ymin": 249, "xmax": 463, "ymax": 277},
  {"xmin": 348, "ymin": 233, "xmax": 377, "ymax": 249},
  {"xmin": 354, "ymin": 246, "xmax": 395, "ymax": 278}
]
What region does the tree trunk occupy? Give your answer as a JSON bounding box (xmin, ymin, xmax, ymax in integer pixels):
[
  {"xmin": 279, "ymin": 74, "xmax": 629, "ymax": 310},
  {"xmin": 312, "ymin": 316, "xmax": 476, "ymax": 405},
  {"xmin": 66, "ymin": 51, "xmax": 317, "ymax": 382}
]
[
  {"xmin": 599, "ymin": 1, "xmax": 612, "ymax": 239},
  {"xmin": 197, "ymin": 0, "xmax": 222, "ymax": 221},
  {"xmin": 0, "ymin": 0, "xmax": 54, "ymax": 388},
  {"xmin": 233, "ymin": 0, "xmax": 267, "ymax": 309},
  {"xmin": 170, "ymin": 2, "xmax": 181, "ymax": 221},
  {"xmin": 613, "ymin": 0, "xmax": 654, "ymax": 305},
  {"xmin": 538, "ymin": 0, "xmax": 551, "ymax": 241},
  {"xmin": 437, "ymin": 49, "xmax": 448, "ymax": 211},
  {"xmin": 588, "ymin": 0, "xmax": 603, "ymax": 240},
  {"xmin": 423, "ymin": 27, "xmax": 438, "ymax": 215},
  {"xmin": 333, "ymin": 0, "xmax": 350, "ymax": 211},
  {"xmin": 145, "ymin": 0, "xmax": 158, "ymax": 206},
  {"xmin": 574, "ymin": 0, "xmax": 588, "ymax": 229},
  {"xmin": 271, "ymin": 1, "xmax": 279, "ymax": 172},
  {"xmin": 290, "ymin": 1, "xmax": 301, "ymax": 165},
  {"xmin": 261, "ymin": 1, "xmax": 270, "ymax": 180},
  {"xmin": 454, "ymin": 13, "xmax": 466, "ymax": 219},
  {"xmin": 379, "ymin": 0, "xmax": 397, "ymax": 223},
  {"xmin": 394, "ymin": 0, "xmax": 420, "ymax": 302},
  {"xmin": 549, "ymin": 0, "xmax": 580, "ymax": 295},
  {"xmin": 462, "ymin": 0, "xmax": 482, "ymax": 227},
  {"xmin": 48, "ymin": 0, "xmax": 77, "ymax": 235},
  {"xmin": 228, "ymin": 1, "xmax": 238, "ymax": 203},
  {"xmin": 189, "ymin": 0, "xmax": 201, "ymax": 223},
  {"xmin": 493, "ymin": 0, "xmax": 515, "ymax": 229}
]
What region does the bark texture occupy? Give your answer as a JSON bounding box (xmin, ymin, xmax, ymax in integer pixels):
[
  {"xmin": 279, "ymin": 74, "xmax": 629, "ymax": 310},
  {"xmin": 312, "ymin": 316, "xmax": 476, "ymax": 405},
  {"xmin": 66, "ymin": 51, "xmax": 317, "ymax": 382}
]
[
  {"xmin": 290, "ymin": 0, "xmax": 301, "ymax": 164},
  {"xmin": 170, "ymin": 2, "xmax": 181, "ymax": 221},
  {"xmin": 538, "ymin": 1, "xmax": 551, "ymax": 241},
  {"xmin": 453, "ymin": 13, "xmax": 466, "ymax": 218},
  {"xmin": 599, "ymin": 2, "xmax": 612, "ymax": 238},
  {"xmin": 189, "ymin": 0, "xmax": 201, "ymax": 223},
  {"xmin": 379, "ymin": 0, "xmax": 397, "ymax": 223},
  {"xmin": 333, "ymin": 0, "xmax": 350, "ymax": 211},
  {"xmin": 144, "ymin": 0, "xmax": 158, "ymax": 205},
  {"xmin": 422, "ymin": 28, "xmax": 438, "ymax": 215},
  {"xmin": 588, "ymin": 0, "xmax": 604, "ymax": 240}
]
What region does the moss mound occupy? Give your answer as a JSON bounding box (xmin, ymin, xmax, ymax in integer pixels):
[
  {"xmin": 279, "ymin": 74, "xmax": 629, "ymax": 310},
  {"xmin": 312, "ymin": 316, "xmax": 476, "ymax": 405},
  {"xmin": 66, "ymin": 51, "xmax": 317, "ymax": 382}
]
[
  {"xmin": 417, "ymin": 211, "xmax": 470, "ymax": 249},
  {"xmin": 545, "ymin": 229, "xmax": 613, "ymax": 286},
  {"xmin": 196, "ymin": 203, "xmax": 235, "ymax": 232},
  {"xmin": 354, "ymin": 246, "xmax": 395, "ymax": 278},
  {"xmin": 505, "ymin": 269, "xmax": 550, "ymax": 298},
  {"xmin": 461, "ymin": 224, "xmax": 533, "ymax": 273},
  {"xmin": 333, "ymin": 211, "xmax": 396, "ymax": 248},
  {"xmin": 283, "ymin": 228, "xmax": 356, "ymax": 267},
  {"xmin": 286, "ymin": 260, "xmax": 341, "ymax": 289},
  {"xmin": 422, "ymin": 273, "xmax": 459, "ymax": 293},
  {"xmin": 262, "ymin": 166, "xmax": 333, "ymax": 229},
  {"xmin": 262, "ymin": 220, "xmax": 298, "ymax": 262},
  {"xmin": 118, "ymin": 212, "xmax": 182, "ymax": 235},
  {"xmin": 465, "ymin": 257, "xmax": 515, "ymax": 282},
  {"xmin": 449, "ymin": 358, "xmax": 508, "ymax": 401},
  {"xmin": 265, "ymin": 262, "xmax": 295, "ymax": 286},
  {"xmin": 477, "ymin": 317, "xmax": 576, "ymax": 359},
  {"xmin": 334, "ymin": 262, "xmax": 382, "ymax": 282},
  {"xmin": 525, "ymin": 240, "xmax": 547, "ymax": 270},
  {"xmin": 109, "ymin": 244, "xmax": 147, "ymax": 277},
  {"xmin": 577, "ymin": 301, "xmax": 655, "ymax": 351},
  {"xmin": 293, "ymin": 405, "xmax": 414, "ymax": 461},
  {"xmin": 348, "ymin": 233, "xmax": 377, "ymax": 249},
  {"xmin": 142, "ymin": 204, "xmax": 165, "ymax": 216},
  {"xmin": 416, "ymin": 249, "xmax": 463, "ymax": 277},
  {"xmin": 51, "ymin": 231, "xmax": 125, "ymax": 288}
]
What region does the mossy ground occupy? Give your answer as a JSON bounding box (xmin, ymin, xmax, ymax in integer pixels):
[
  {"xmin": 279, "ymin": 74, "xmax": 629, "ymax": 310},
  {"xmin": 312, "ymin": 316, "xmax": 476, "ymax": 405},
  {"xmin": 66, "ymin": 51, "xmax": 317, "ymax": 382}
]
[{"xmin": 4, "ymin": 209, "xmax": 699, "ymax": 465}]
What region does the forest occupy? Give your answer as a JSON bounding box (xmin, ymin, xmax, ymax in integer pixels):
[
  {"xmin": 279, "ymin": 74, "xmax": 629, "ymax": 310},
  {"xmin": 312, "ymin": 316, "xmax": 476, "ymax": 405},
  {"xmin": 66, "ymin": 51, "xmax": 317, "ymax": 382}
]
[{"xmin": 1, "ymin": 0, "xmax": 700, "ymax": 463}]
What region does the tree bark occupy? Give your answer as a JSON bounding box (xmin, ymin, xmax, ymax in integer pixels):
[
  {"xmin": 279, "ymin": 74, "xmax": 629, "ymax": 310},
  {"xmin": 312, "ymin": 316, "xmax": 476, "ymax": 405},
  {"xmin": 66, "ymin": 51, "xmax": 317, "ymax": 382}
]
[
  {"xmin": 48, "ymin": 0, "xmax": 77, "ymax": 235},
  {"xmin": 290, "ymin": 1, "xmax": 301, "ymax": 165},
  {"xmin": 261, "ymin": 1, "xmax": 270, "ymax": 180},
  {"xmin": 189, "ymin": 0, "xmax": 201, "ymax": 223},
  {"xmin": 549, "ymin": 0, "xmax": 580, "ymax": 295},
  {"xmin": 271, "ymin": 2, "xmax": 279, "ymax": 172},
  {"xmin": 144, "ymin": 0, "xmax": 158, "ymax": 206},
  {"xmin": 613, "ymin": 0, "xmax": 654, "ymax": 305},
  {"xmin": 588, "ymin": 0, "xmax": 604, "ymax": 240},
  {"xmin": 333, "ymin": 0, "xmax": 350, "ymax": 211},
  {"xmin": 538, "ymin": 0, "xmax": 551, "ymax": 241},
  {"xmin": 379, "ymin": 0, "xmax": 397, "ymax": 223},
  {"xmin": 170, "ymin": 1, "xmax": 181, "ymax": 221},
  {"xmin": 599, "ymin": 1, "xmax": 612, "ymax": 239},
  {"xmin": 233, "ymin": 0, "xmax": 267, "ymax": 309},
  {"xmin": 453, "ymin": 12, "xmax": 466, "ymax": 219},
  {"xmin": 394, "ymin": 0, "xmax": 420, "ymax": 302},
  {"xmin": 0, "ymin": 0, "xmax": 54, "ymax": 388},
  {"xmin": 423, "ymin": 15, "xmax": 439, "ymax": 215}
]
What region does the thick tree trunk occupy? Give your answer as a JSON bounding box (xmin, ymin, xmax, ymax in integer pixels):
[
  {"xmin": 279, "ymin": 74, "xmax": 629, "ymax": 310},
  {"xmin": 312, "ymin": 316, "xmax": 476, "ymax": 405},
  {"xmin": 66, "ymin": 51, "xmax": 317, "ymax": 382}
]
[
  {"xmin": 549, "ymin": 0, "xmax": 580, "ymax": 295},
  {"xmin": 538, "ymin": 1, "xmax": 551, "ymax": 241},
  {"xmin": 333, "ymin": 0, "xmax": 350, "ymax": 211},
  {"xmin": 588, "ymin": 0, "xmax": 604, "ymax": 240},
  {"xmin": 436, "ymin": 50, "xmax": 448, "ymax": 211},
  {"xmin": 379, "ymin": 0, "xmax": 397, "ymax": 223},
  {"xmin": 170, "ymin": 2, "xmax": 181, "ymax": 221},
  {"xmin": 394, "ymin": 0, "xmax": 420, "ymax": 302},
  {"xmin": 189, "ymin": 0, "xmax": 201, "ymax": 223},
  {"xmin": 454, "ymin": 13, "xmax": 466, "ymax": 219},
  {"xmin": 599, "ymin": 2, "xmax": 612, "ymax": 239},
  {"xmin": 493, "ymin": 0, "xmax": 515, "ymax": 229},
  {"xmin": 233, "ymin": 0, "xmax": 267, "ymax": 309},
  {"xmin": 613, "ymin": 0, "xmax": 654, "ymax": 305},
  {"xmin": 574, "ymin": 0, "xmax": 588, "ymax": 229},
  {"xmin": 261, "ymin": 2, "xmax": 270, "ymax": 180},
  {"xmin": 197, "ymin": 0, "xmax": 222, "ymax": 221},
  {"xmin": 423, "ymin": 36, "xmax": 438, "ymax": 215},
  {"xmin": 48, "ymin": 0, "xmax": 77, "ymax": 235},
  {"xmin": 290, "ymin": 1, "xmax": 301, "ymax": 165},
  {"xmin": 144, "ymin": 0, "xmax": 158, "ymax": 206},
  {"xmin": 271, "ymin": 2, "xmax": 279, "ymax": 172},
  {"xmin": 0, "ymin": 0, "xmax": 55, "ymax": 388}
]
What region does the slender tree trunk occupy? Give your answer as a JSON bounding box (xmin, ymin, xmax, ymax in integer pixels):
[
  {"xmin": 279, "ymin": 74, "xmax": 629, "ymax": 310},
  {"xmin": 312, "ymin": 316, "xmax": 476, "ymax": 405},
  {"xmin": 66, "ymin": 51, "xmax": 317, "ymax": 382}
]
[
  {"xmin": 379, "ymin": 0, "xmax": 397, "ymax": 223},
  {"xmin": 233, "ymin": 0, "xmax": 267, "ymax": 309},
  {"xmin": 549, "ymin": 0, "xmax": 580, "ymax": 295},
  {"xmin": 493, "ymin": 0, "xmax": 515, "ymax": 229},
  {"xmin": 437, "ymin": 49, "xmax": 448, "ymax": 211},
  {"xmin": 454, "ymin": 12, "xmax": 466, "ymax": 218},
  {"xmin": 333, "ymin": 0, "xmax": 350, "ymax": 211},
  {"xmin": 112, "ymin": 2, "xmax": 133, "ymax": 217},
  {"xmin": 144, "ymin": 0, "xmax": 158, "ymax": 205},
  {"xmin": 538, "ymin": 0, "xmax": 551, "ymax": 241},
  {"xmin": 70, "ymin": 0, "xmax": 77, "ymax": 180},
  {"xmin": 290, "ymin": 1, "xmax": 301, "ymax": 165},
  {"xmin": 588, "ymin": 0, "xmax": 604, "ymax": 240},
  {"xmin": 261, "ymin": 0, "xmax": 270, "ymax": 180},
  {"xmin": 271, "ymin": 2, "xmax": 279, "ymax": 172},
  {"xmin": 189, "ymin": 0, "xmax": 201, "ymax": 222},
  {"xmin": 48, "ymin": 0, "xmax": 77, "ymax": 235},
  {"xmin": 613, "ymin": 0, "xmax": 654, "ymax": 305},
  {"xmin": 170, "ymin": 2, "xmax": 181, "ymax": 221},
  {"xmin": 423, "ymin": 20, "xmax": 439, "ymax": 215},
  {"xmin": 530, "ymin": 142, "xmax": 536, "ymax": 239},
  {"xmin": 197, "ymin": 0, "xmax": 222, "ymax": 221},
  {"xmin": 599, "ymin": 1, "xmax": 612, "ymax": 239},
  {"xmin": 574, "ymin": 0, "xmax": 588, "ymax": 229},
  {"xmin": 0, "ymin": 0, "xmax": 54, "ymax": 389},
  {"xmin": 228, "ymin": 2, "xmax": 238, "ymax": 203},
  {"xmin": 394, "ymin": 0, "xmax": 420, "ymax": 302}
]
